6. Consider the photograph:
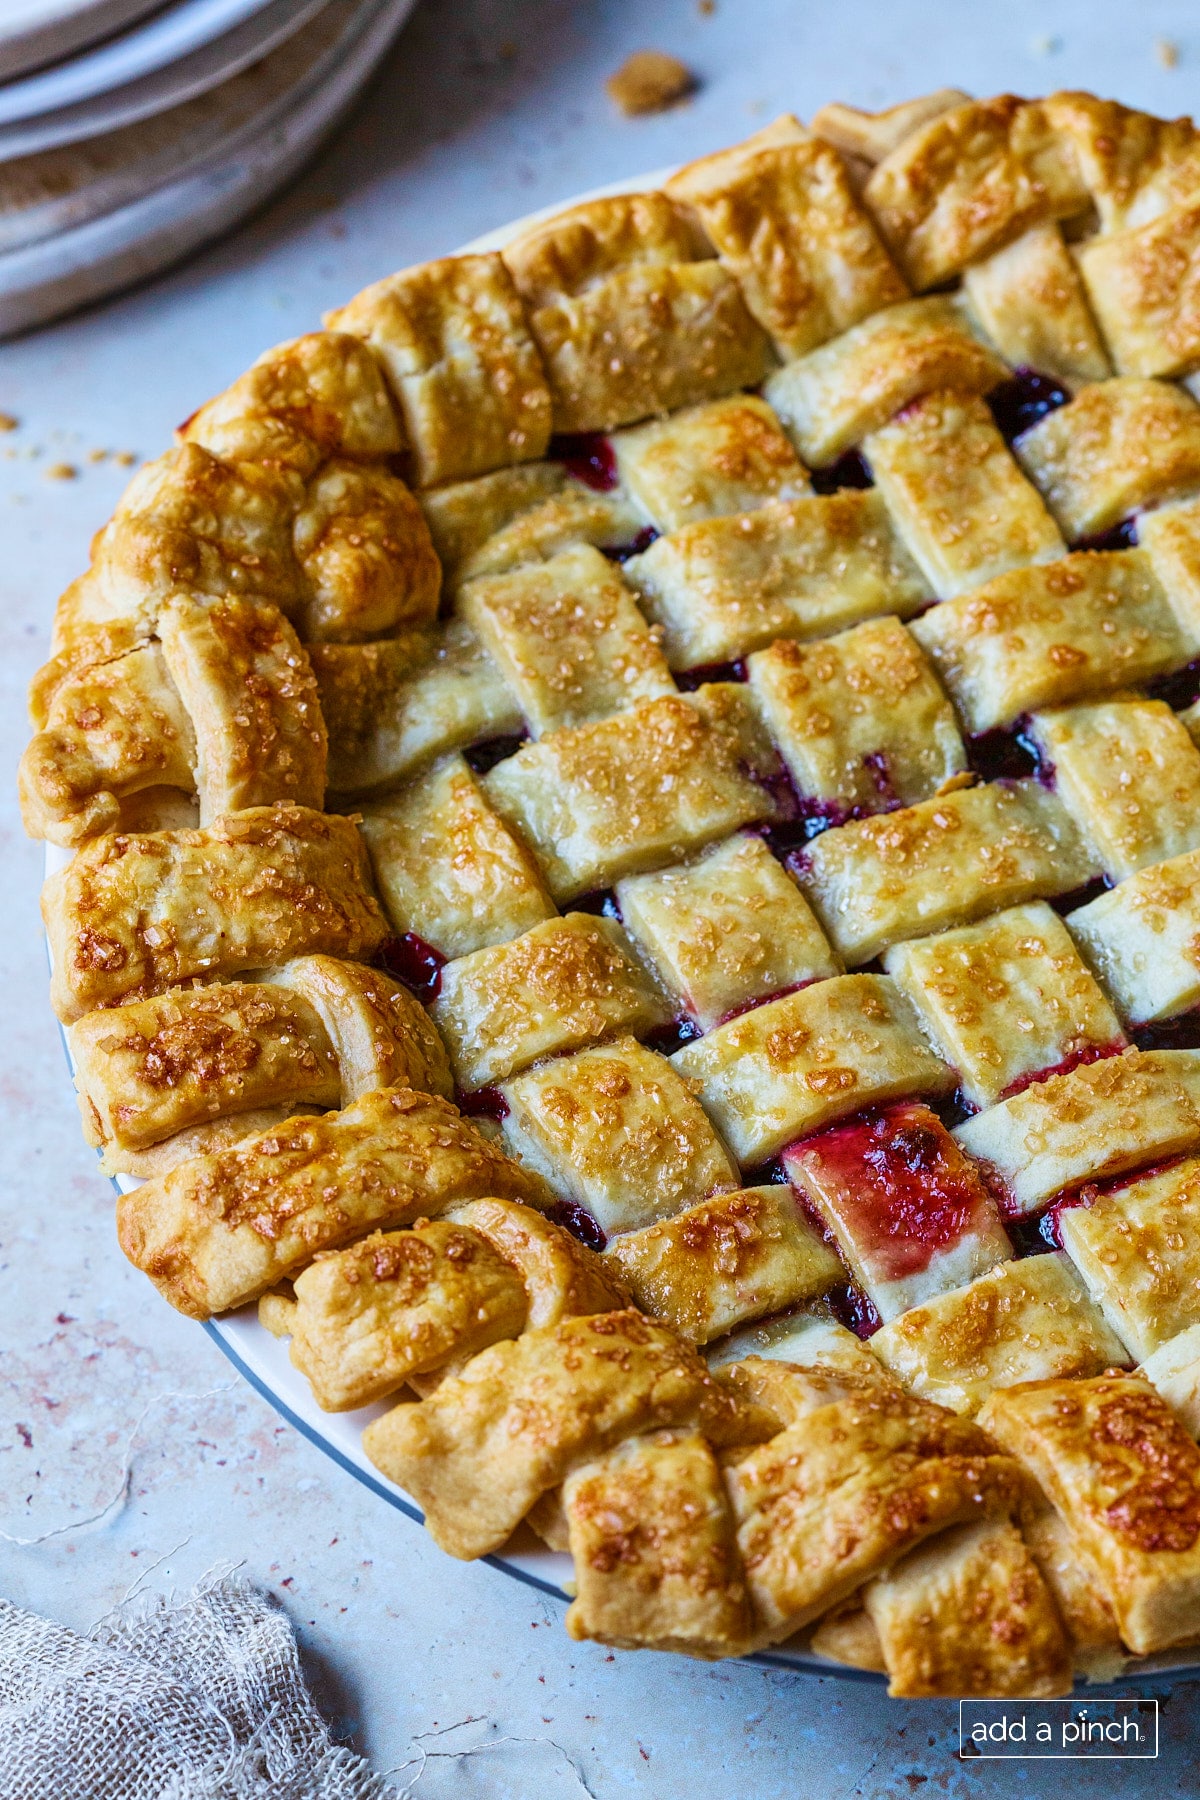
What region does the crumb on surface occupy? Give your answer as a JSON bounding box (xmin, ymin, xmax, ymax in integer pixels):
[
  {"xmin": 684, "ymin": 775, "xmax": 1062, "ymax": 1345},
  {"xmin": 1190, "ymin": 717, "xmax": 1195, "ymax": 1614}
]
[
  {"xmin": 88, "ymin": 449, "xmax": 108, "ymax": 463},
  {"xmin": 0, "ymin": 411, "xmax": 18, "ymax": 432},
  {"xmin": 45, "ymin": 462, "xmax": 77, "ymax": 481},
  {"xmin": 606, "ymin": 50, "xmax": 696, "ymax": 117},
  {"xmin": 114, "ymin": 450, "xmax": 137, "ymax": 466},
  {"xmin": 698, "ymin": 0, "xmax": 715, "ymax": 13},
  {"xmin": 1156, "ymin": 36, "xmax": 1180, "ymax": 67}
]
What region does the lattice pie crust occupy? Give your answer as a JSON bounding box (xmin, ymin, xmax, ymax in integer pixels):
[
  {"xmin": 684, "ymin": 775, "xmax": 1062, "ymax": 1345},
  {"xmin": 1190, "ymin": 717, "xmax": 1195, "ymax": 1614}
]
[{"xmin": 29, "ymin": 86, "xmax": 1200, "ymax": 1696}]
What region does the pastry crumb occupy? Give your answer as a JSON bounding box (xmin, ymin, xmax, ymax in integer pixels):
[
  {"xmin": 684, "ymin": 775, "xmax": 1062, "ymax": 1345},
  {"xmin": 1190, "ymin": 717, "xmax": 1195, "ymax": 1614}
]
[
  {"xmin": 45, "ymin": 461, "xmax": 77, "ymax": 480},
  {"xmin": 1156, "ymin": 37, "xmax": 1180, "ymax": 68},
  {"xmin": 114, "ymin": 450, "xmax": 137, "ymax": 466},
  {"xmin": 698, "ymin": 0, "xmax": 715, "ymax": 13},
  {"xmin": 88, "ymin": 448, "xmax": 108, "ymax": 463},
  {"xmin": 606, "ymin": 50, "xmax": 696, "ymax": 117},
  {"xmin": 0, "ymin": 411, "xmax": 18, "ymax": 432}
]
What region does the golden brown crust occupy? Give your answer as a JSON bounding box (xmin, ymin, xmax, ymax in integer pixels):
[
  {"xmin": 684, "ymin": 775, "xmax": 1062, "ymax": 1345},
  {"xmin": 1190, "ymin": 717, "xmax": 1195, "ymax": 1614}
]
[
  {"xmin": 500, "ymin": 1036, "xmax": 737, "ymax": 1236},
  {"xmin": 763, "ymin": 296, "xmax": 1007, "ymax": 467},
  {"xmin": 863, "ymin": 1516, "xmax": 1073, "ymax": 1698},
  {"xmin": 362, "ymin": 1308, "xmax": 755, "ymax": 1558},
  {"xmin": 70, "ymin": 981, "xmax": 341, "ymax": 1153},
  {"xmin": 955, "ymin": 1047, "xmax": 1200, "ymax": 1216},
  {"xmin": 459, "ymin": 544, "xmax": 674, "ymax": 735},
  {"xmin": 481, "ymin": 695, "xmax": 767, "ymax": 901},
  {"xmin": 626, "ymin": 490, "xmax": 931, "ymax": 669},
  {"xmin": 800, "ymin": 779, "xmax": 1098, "ymax": 966},
  {"xmin": 291, "ymin": 460, "xmax": 441, "ymax": 643},
  {"xmin": 746, "ymin": 619, "xmax": 966, "ymax": 814},
  {"xmin": 611, "ymin": 395, "xmax": 810, "ymax": 532},
  {"xmin": 616, "ymin": 833, "xmax": 839, "ymax": 1031},
  {"xmin": 727, "ymin": 1382, "xmax": 1026, "ymax": 1643},
  {"xmin": 158, "ymin": 597, "xmax": 327, "ymax": 820},
  {"xmin": 863, "ymin": 95, "xmax": 1089, "ymax": 289},
  {"xmin": 884, "ymin": 902, "xmax": 1125, "ymax": 1110},
  {"xmin": 327, "ymin": 253, "xmax": 553, "ymax": 486},
  {"xmin": 311, "ymin": 621, "xmax": 522, "ymax": 798},
  {"xmin": 115, "ymin": 1086, "xmax": 549, "ymax": 1318},
  {"xmin": 564, "ymin": 1430, "xmax": 752, "ymax": 1657},
  {"xmin": 281, "ymin": 1221, "xmax": 529, "ymax": 1410},
  {"xmin": 870, "ymin": 1254, "xmax": 1129, "ymax": 1415},
  {"xmin": 448, "ymin": 1197, "xmax": 630, "ymax": 1327},
  {"xmin": 92, "ymin": 445, "xmax": 304, "ymax": 632},
  {"xmin": 980, "ymin": 1374, "xmax": 1200, "ymax": 1654},
  {"xmin": 20, "ymin": 633, "xmax": 194, "ymax": 845},
  {"xmin": 666, "ymin": 131, "xmax": 907, "ymax": 359},
  {"xmin": 359, "ymin": 754, "xmax": 555, "ymax": 960},
  {"xmin": 503, "ymin": 194, "xmax": 770, "ymax": 433},
  {"xmin": 42, "ymin": 803, "xmax": 386, "ymax": 1022},
  {"xmin": 911, "ymin": 549, "xmax": 1188, "ymax": 734},
  {"xmin": 964, "ymin": 222, "xmax": 1111, "ymax": 385},
  {"xmin": 31, "ymin": 86, "xmax": 1200, "ymax": 1695},
  {"xmin": 863, "ymin": 389, "xmax": 1065, "ymax": 598},
  {"xmin": 1014, "ymin": 378, "xmax": 1200, "ymax": 540},
  {"xmin": 432, "ymin": 914, "xmax": 671, "ymax": 1090},
  {"xmin": 181, "ymin": 331, "xmax": 403, "ymax": 475},
  {"xmin": 269, "ymin": 954, "xmax": 453, "ymax": 1104},
  {"xmin": 671, "ymin": 973, "xmax": 954, "ymax": 1164},
  {"xmin": 606, "ymin": 1187, "xmax": 843, "ymax": 1343}
]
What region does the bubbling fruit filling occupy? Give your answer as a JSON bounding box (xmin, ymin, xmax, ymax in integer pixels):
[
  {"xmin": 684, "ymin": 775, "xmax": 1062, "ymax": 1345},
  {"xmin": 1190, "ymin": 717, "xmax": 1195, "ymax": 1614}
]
[
  {"xmin": 987, "ymin": 366, "xmax": 1070, "ymax": 446},
  {"xmin": 551, "ymin": 431, "xmax": 619, "ymax": 492},
  {"xmin": 781, "ymin": 1102, "xmax": 1009, "ymax": 1287},
  {"xmin": 374, "ymin": 932, "xmax": 447, "ymax": 1003}
]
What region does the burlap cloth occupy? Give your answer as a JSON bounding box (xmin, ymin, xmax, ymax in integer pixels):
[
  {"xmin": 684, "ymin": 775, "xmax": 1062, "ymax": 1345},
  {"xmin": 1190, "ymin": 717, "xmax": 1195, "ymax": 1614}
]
[{"xmin": 0, "ymin": 1571, "xmax": 396, "ymax": 1800}]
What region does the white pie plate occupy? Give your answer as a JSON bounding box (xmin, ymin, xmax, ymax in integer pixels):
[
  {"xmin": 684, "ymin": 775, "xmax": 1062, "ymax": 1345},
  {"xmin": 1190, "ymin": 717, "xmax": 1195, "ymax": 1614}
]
[{"xmin": 43, "ymin": 174, "xmax": 1200, "ymax": 1688}]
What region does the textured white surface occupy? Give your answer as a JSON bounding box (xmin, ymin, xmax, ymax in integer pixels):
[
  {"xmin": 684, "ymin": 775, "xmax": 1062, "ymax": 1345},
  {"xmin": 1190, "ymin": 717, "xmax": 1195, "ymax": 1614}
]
[{"xmin": 5, "ymin": 2, "xmax": 1200, "ymax": 1792}]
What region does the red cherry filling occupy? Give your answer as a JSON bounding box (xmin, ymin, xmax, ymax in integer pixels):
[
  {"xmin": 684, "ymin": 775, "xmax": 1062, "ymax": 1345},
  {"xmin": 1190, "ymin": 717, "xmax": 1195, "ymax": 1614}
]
[
  {"xmin": 987, "ymin": 366, "xmax": 1070, "ymax": 445},
  {"xmin": 374, "ymin": 932, "xmax": 446, "ymax": 1003},
  {"xmin": 782, "ymin": 1102, "xmax": 1002, "ymax": 1284},
  {"xmin": 552, "ymin": 432, "xmax": 618, "ymax": 491}
]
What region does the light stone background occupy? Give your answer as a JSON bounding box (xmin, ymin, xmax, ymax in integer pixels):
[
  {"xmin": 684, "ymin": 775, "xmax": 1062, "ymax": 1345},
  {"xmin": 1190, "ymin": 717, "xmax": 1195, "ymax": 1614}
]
[{"xmin": 4, "ymin": 2, "xmax": 1200, "ymax": 1793}]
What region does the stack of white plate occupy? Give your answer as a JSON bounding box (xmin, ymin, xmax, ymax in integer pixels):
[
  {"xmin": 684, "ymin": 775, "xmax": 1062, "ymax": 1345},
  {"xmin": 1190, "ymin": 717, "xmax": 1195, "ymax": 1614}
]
[{"xmin": 0, "ymin": 0, "xmax": 418, "ymax": 335}]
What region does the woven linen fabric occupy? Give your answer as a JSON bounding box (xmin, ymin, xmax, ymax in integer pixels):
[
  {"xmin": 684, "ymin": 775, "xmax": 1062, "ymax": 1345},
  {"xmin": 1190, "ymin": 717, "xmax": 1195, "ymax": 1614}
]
[{"xmin": 0, "ymin": 1571, "xmax": 394, "ymax": 1800}]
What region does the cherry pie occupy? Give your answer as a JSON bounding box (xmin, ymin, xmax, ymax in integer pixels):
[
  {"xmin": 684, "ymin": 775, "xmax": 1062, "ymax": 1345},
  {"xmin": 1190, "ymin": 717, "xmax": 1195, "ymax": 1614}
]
[{"xmin": 27, "ymin": 86, "xmax": 1200, "ymax": 1696}]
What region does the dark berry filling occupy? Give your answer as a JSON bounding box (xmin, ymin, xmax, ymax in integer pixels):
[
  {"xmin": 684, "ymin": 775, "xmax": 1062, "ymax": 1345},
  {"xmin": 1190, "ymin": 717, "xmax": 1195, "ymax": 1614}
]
[
  {"xmin": 546, "ymin": 1199, "xmax": 606, "ymax": 1252},
  {"xmin": 570, "ymin": 888, "xmax": 623, "ymax": 921},
  {"xmin": 1005, "ymin": 1213, "xmax": 1061, "ymax": 1258},
  {"xmin": 826, "ymin": 1279, "xmax": 883, "ymax": 1339},
  {"xmin": 642, "ymin": 1015, "xmax": 703, "ymax": 1057},
  {"xmin": 1073, "ymin": 517, "xmax": 1139, "ymax": 553},
  {"xmin": 552, "ymin": 432, "xmax": 618, "ymax": 491},
  {"xmin": 1147, "ymin": 657, "xmax": 1200, "ymax": 713},
  {"xmin": 1049, "ymin": 875, "xmax": 1113, "ymax": 917},
  {"xmin": 602, "ymin": 526, "xmax": 659, "ymax": 563},
  {"xmin": 966, "ymin": 718, "xmax": 1054, "ymax": 785},
  {"xmin": 987, "ymin": 367, "xmax": 1070, "ymax": 446},
  {"xmin": 374, "ymin": 932, "xmax": 446, "ymax": 1003},
  {"xmin": 675, "ymin": 658, "xmax": 748, "ymax": 691},
  {"xmin": 1132, "ymin": 1010, "xmax": 1200, "ymax": 1053},
  {"xmin": 457, "ymin": 1085, "xmax": 509, "ymax": 1122},
  {"xmin": 464, "ymin": 734, "xmax": 527, "ymax": 775},
  {"xmin": 782, "ymin": 1103, "xmax": 996, "ymax": 1282},
  {"xmin": 809, "ymin": 448, "xmax": 873, "ymax": 495}
]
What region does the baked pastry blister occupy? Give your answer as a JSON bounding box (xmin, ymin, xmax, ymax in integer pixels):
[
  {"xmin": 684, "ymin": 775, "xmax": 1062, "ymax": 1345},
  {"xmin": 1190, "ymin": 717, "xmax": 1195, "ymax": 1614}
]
[{"xmin": 31, "ymin": 86, "xmax": 1200, "ymax": 1696}]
